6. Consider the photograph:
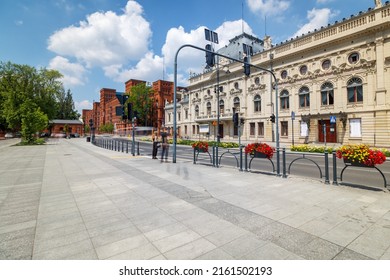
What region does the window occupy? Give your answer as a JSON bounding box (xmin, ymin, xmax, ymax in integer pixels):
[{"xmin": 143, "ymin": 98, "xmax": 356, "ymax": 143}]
[
  {"xmin": 195, "ymin": 105, "xmax": 199, "ymax": 117},
  {"xmin": 254, "ymin": 94, "xmax": 261, "ymax": 112},
  {"xmin": 207, "ymin": 89, "xmax": 211, "ymax": 95},
  {"xmin": 250, "ymin": 123, "xmax": 255, "ymax": 136},
  {"xmin": 184, "ymin": 125, "xmax": 187, "ymax": 134},
  {"xmin": 185, "ymin": 109, "xmax": 188, "ymax": 119},
  {"xmin": 321, "ymin": 82, "xmax": 334, "ymax": 106},
  {"xmin": 219, "ymin": 100, "xmax": 224, "ymax": 114},
  {"xmin": 322, "ymin": 59, "xmax": 331, "ymax": 70},
  {"xmin": 299, "ymin": 86, "xmax": 310, "ymax": 108},
  {"xmin": 234, "ymin": 82, "xmax": 239, "ymax": 89},
  {"xmin": 233, "ymin": 97, "xmax": 240, "ymax": 111},
  {"xmin": 347, "ymin": 77, "xmax": 363, "ymax": 103},
  {"xmin": 258, "ymin": 122, "xmax": 264, "ymax": 136},
  {"xmin": 300, "ymin": 65, "xmax": 308, "ymax": 75},
  {"xmin": 178, "ymin": 112, "xmax": 181, "ymax": 121},
  {"xmin": 281, "ymin": 70, "xmax": 288, "ymax": 79},
  {"xmin": 281, "ymin": 121, "xmax": 288, "ymax": 136},
  {"xmin": 280, "ymin": 90, "xmax": 290, "ymax": 110},
  {"xmin": 348, "ymin": 52, "xmax": 360, "ymax": 64},
  {"xmin": 254, "ymin": 77, "xmax": 260, "ymax": 85},
  {"xmin": 192, "ymin": 125, "xmax": 196, "ymax": 134},
  {"xmin": 168, "ymin": 113, "xmax": 171, "ymax": 122},
  {"xmin": 349, "ymin": 118, "xmax": 361, "ymax": 137},
  {"xmin": 206, "ymin": 102, "xmax": 211, "ymax": 115}
]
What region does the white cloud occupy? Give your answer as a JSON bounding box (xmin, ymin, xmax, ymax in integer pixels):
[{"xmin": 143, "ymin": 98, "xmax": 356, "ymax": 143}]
[
  {"xmin": 48, "ymin": 56, "xmax": 87, "ymax": 87},
  {"xmin": 75, "ymin": 100, "xmax": 92, "ymax": 113},
  {"xmin": 247, "ymin": 0, "xmax": 290, "ymax": 17},
  {"xmin": 103, "ymin": 52, "xmax": 164, "ymax": 83},
  {"xmin": 162, "ymin": 20, "xmax": 254, "ymax": 77},
  {"xmin": 316, "ymin": 0, "xmax": 334, "ymax": 4},
  {"xmin": 292, "ymin": 8, "xmax": 335, "ymax": 38},
  {"xmin": 47, "ymin": 1, "xmax": 151, "ymax": 68}
]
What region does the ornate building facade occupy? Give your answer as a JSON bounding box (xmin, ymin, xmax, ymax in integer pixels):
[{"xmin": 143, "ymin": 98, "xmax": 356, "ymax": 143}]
[{"xmin": 165, "ymin": 0, "xmax": 390, "ymax": 147}]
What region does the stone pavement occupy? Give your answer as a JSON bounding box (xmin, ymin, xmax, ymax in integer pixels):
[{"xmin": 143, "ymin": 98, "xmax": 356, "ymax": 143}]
[{"xmin": 1, "ymin": 138, "xmax": 390, "ymax": 260}]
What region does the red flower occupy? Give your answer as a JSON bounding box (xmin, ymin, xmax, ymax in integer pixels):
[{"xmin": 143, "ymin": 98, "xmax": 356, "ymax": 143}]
[
  {"xmin": 245, "ymin": 142, "xmax": 275, "ymax": 159},
  {"xmin": 192, "ymin": 141, "xmax": 209, "ymax": 152}
]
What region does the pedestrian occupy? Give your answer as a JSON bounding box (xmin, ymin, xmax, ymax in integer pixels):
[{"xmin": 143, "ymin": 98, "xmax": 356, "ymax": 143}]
[
  {"xmin": 160, "ymin": 131, "xmax": 169, "ymax": 162},
  {"xmin": 152, "ymin": 135, "xmax": 160, "ymax": 159}
]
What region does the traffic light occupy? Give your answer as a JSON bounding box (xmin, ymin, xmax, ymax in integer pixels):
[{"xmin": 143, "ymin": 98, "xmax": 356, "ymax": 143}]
[
  {"xmin": 233, "ymin": 112, "xmax": 239, "ymax": 127},
  {"xmin": 89, "ymin": 119, "xmax": 93, "ymax": 127},
  {"xmin": 240, "ymin": 118, "xmax": 245, "ymax": 125},
  {"xmin": 243, "ymin": 56, "xmax": 250, "ymax": 76},
  {"xmin": 205, "ymin": 44, "xmax": 215, "ymax": 67},
  {"xmin": 270, "ymin": 114, "xmax": 275, "ymax": 123}
]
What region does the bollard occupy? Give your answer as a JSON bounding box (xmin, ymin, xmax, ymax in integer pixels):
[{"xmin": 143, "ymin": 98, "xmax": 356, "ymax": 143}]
[
  {"xmin": 212, "ymin": 144, "xmax": 215, "ymax": 166},
  {"xmin": 282, "ymin": 148, "xmax": 287, "ymax": 178},
  {"xmin": 244, "ymin": 151, "xmax": 248, "ymax": 171},
  {"xmin": 239, "ymin": 145, "xmax": 243, "ymax": 171},
  {"xmin": 137, "ymin": 142, "xmax": 140, "ymax": 155},
  {"xmin": 276, "ymin": 148, "xmax": 281, "ymax": 176},
  {"xmin": 324, "ymin": 151, "xmax": 330, "ymax": 184},
  {"xmin": 126, "ymin": 141, "xmax": 129, "ymax": 153},
  {"xmin": 332, "ymin": 151, "xmax": 338, "ymax": 185},
  {"xmin": 193, "ymin": 148, "xmax": 196, "ymax": 164}
]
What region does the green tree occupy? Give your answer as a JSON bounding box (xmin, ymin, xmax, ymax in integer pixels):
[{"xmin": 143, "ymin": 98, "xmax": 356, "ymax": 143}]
[
  {"xmin": 0, "ymin": 61, "xmax": 64, "ymax": 130},
  {"xmin": 126, "ymin": 83, "xmax": 154, "ymax": 126},
  {"xmin": 56, "ymin": 89, "xmax": 79, "ymax": 119},
  {"xmin": 20, "ymin": 99, "xmax": 48, "ymax": 144}
]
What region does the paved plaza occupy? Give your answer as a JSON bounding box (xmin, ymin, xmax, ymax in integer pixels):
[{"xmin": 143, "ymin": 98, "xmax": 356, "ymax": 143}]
[{"xmin": 1, "ymin": 138, "xmax": 390, "ymax": 260}]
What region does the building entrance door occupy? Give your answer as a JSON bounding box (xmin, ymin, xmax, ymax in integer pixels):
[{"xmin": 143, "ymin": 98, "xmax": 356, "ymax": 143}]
[{"xmin": 318, "ymin": 120, "xmax": 337, "ymax": 143}]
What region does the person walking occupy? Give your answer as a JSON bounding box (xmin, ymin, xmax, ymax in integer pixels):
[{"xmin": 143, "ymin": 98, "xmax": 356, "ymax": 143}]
[
  {"xmin": 160, "ymin": 131, "xmax": 169, "ymax": 162},
  {"xmin": 152, "ymin": 135, "xmax": 160, "ymax": 159}
]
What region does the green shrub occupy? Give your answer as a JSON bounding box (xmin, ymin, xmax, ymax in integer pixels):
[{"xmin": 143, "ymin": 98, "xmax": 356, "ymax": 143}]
[{"xmin": 290, "ymin": 144, "xmax": 334, "ymax": 154}]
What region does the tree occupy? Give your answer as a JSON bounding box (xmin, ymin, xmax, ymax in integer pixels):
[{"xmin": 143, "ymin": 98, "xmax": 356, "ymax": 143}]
[
  {"xmin": 126, "ymin": 83, "xmax": 154, "ymax": 126},
  {"xmin": 20, "ymin": 99, "xmax": 48, "ymax": 144},
  {"xmin": 0, "ymin": 61, "xmax": 65, "ymax": 130},
  {"xmin": 56, "ymin": 89, "xmax": 79, "ymax": 120}
]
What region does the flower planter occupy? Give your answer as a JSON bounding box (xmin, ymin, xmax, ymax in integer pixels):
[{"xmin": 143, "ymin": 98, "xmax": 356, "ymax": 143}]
[
  {"xmin": 343, "ymin": 159, "xmax": 375, "ymax": 168},
  {"xmin": 194, "ymin": 147, "xmax": 208, "ymax": 153},
  {"xmin": 253, "ymin": 151, "xmax": 268, "ymax": 158}
]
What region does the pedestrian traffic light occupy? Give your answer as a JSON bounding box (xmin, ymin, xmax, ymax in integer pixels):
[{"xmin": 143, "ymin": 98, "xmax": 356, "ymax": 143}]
[
  {"xmin": 205, "ymin": 44, "xmax": 215, "ymax": 67},
  {"xmin": 270, "ymin": 114, "xmax": 275, "ymax": 123},
  {"xmin": 233, "ymin": 112, "xmax": 239, "ymax": 127},
  {"xmin": 243, "ymin": 56, "xmax": 250, "ymax": 76}
]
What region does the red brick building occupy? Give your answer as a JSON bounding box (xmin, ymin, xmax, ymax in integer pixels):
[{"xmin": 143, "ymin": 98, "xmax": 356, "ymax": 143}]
[{"xmin": 82, "ymin": 79, "xmax": 187, "ymax": 136}]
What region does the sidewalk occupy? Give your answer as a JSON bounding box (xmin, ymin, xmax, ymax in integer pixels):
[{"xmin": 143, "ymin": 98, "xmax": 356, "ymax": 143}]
[{"xmin": 1, "ymin": 138, "xmax": 390, "ymax": 260}]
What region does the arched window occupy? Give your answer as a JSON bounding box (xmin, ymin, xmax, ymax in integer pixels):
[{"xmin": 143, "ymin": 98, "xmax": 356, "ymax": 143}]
[
  {"xmin": 280, "ymin": 90, "xmax": 289, "ymax": 110},
  {"xmin": 206, "ymin": 102, "xmax": 211, "ymax": 115},
  {"xmin": 347, "ymin": 77, "xmax": 363, "ymax": 103},
  {"xmin": 195, "ymin": 105, "xmax": 199, "ymax": 117},
  {"xmin": 254, "ymin": 94, "xmax": 261, "ymax": 112},
  {"xmin": 299, "ymin": 86, "xmax": 310, "ymax": 108},
  {"xmin": 219, "ymin": 100, "xmax": 224, "ymax": 114},
  {"xmin": 321, "ymin": 82, "xmax": 334, "ymax": 106},
  {"xmin": 233, "ymin": 97, "xmax": 240, "ymax": 111}
]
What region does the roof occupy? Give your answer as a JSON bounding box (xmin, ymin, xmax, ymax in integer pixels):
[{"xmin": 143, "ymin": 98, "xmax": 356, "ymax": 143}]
[{"xmin": 49, "ymin": 119, "xmax": 83, "ymax": 125}]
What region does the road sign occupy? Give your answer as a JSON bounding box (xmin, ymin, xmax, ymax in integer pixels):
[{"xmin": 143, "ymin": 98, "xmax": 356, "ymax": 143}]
[
  {"xmin": 330, "ymin": 115, "xmax": 336, "ymax": 123},
  {"xmin": 291, "ymin": 111, "xmax": 295, "ymax": 120},
  {"xmin": 115, "ymin": 92, "xmax": 128, "ymax": 105}
]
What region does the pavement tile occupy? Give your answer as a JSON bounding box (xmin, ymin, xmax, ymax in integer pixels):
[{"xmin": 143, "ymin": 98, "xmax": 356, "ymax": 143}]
[
  {"xmin": 95, "ymin": 234, "xmax": 150, "ymax": 259},
  {"xmin": 220, "ymin": 233, "xmax": 268, "ymax": 259},
  {"xmin": 107, "ymin": 243, "xmax": 161, "ymax": 260},
  {"xmin": 164, "ymin": 238, "xmax": 217, "ymax": 260},
  {"xmin": 152, "ymin": 229, "xmax": 201, "ymax": 253}
]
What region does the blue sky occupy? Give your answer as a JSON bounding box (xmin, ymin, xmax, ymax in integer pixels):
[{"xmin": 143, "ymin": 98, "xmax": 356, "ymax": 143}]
[{"xmin": 0, "ymin": 0, "xmax": 376, "ymax": 113}]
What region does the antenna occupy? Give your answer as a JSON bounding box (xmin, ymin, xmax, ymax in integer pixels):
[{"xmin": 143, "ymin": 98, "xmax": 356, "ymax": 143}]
[{"xmin": 265, "ymin": 15, "xmax": 267, "ymax": 36}]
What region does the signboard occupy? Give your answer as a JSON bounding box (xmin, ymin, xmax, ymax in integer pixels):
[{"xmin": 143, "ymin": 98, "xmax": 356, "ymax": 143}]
[
  {"xmin": 330, "ymin": 115, "xmax": 336, "ymax": 124},
  {"xmin": 204, "ymin": 28, "xmax": 219, "ymax": 44},
  {"xmin": 115, "ymin": 92, "xmax": 129, "ymax": 105},
  {"xmin": 199, "ymin": 124, "xmax": 210, "ymax": 133},
  {"xmin": 291, "ymin": 111, "xmax": 295, "ymax": 120},
  {"xmin": 115, "ymin": 106, "xmax": 123, "ymax": 116}
]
